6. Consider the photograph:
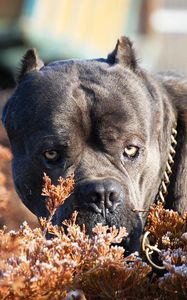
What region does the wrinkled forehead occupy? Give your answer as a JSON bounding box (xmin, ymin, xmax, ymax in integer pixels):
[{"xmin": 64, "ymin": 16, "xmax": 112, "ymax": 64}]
[{"xmin": 6, "ymin": 60, "xmax": 152, "ymax": 139}]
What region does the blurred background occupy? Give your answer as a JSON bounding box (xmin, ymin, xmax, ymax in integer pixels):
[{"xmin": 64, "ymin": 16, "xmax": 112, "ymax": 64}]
[{"xmin": 0, "ymin": 0, "xmax": 187, "ymax": 229}]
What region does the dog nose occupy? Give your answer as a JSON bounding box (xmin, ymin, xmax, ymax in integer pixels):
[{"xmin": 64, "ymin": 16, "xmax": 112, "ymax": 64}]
[{"xmin": 77, "ymin": 179, "xmax": 122, "ymax": 217}]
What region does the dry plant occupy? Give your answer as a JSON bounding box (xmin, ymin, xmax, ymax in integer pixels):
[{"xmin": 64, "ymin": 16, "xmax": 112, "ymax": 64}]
[
  {"xmin": 0, "ymin": 172, "xmax": 186, "ymax": 299},
  {"xmin": 0, "ymin": 174, "xmax": 129, "ymax": 300},
  {"xmin": 145, "ymin": 202, "xmax": 187, "ymax": 299},
  {"xmin": 0, "ymin": 144, "xmax": 12, "ymax": 211}
]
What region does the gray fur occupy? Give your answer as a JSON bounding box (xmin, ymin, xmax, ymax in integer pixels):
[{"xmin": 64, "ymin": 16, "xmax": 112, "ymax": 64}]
[{"xmin": 2, "ymin": 37, "xmax": 187, "ymax": 253}]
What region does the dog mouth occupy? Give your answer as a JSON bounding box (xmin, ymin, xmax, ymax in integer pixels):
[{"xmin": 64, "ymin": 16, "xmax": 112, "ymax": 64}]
[
  {"xmin": 38, "ymin": 175, "xmax": 144, "ymax": 253},
  {"xmin": 43, "ymin": 193, "xmax": 143, "ymax": 254},
  {"xmin": 74, "ymin": 206, "xmax": 143, "ymax": 254},
  {"xmin": 74, "ymin": 199, "xmax": 122, "ymax": 220}
]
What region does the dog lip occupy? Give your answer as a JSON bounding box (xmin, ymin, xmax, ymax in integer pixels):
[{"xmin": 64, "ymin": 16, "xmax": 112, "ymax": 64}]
[
  {"xmin": 78, "ymin": 202, "xmax": 121, "ymax": 219},
  {"xmin": 89, "ymin": 203, "xmax": 102, "ymax": 214},
  {"xmin": 73, "ymin": 195, "xmax": 123, "ymax": 216},
  {"xmin": 109, "ymin": 201, "xmax": 121, "ymax": 212},
  {"xmin": 101, "ymin": 207, "xmax": 111, "ymax": 218}
]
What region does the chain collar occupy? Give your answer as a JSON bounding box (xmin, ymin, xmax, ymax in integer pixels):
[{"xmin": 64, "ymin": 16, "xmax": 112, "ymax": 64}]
[
  {"xmin": 155, "ymin": 123, "xmax": 177, "ymax": 205},
  {"xmin": 142, "ymin": 122, "xmax": 177, "ymax": 270}
]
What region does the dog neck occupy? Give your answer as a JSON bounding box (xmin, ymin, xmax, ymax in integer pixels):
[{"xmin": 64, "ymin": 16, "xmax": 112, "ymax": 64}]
[{"xmin": 141, "ymin": 122, "xmax": 178, "ymax": 270}]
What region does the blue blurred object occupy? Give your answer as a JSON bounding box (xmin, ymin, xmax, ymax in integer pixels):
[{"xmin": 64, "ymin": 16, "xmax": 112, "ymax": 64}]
[{"xmin": 0, "ymin": 0, "xmax": 143, "ymax": 71}]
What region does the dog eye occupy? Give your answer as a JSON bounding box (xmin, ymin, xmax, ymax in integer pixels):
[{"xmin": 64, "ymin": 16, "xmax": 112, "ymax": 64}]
[
  {"xmin": 43, "ymin": 150, "xmax": 60, "ymax": 161},
  {"xmin": 123, "ymin": 145, "xmax": 139, "ymax": 158}
]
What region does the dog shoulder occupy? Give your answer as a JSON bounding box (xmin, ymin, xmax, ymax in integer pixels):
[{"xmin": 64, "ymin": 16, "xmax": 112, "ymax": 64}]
[
  {"xmin": 156, "ymin": 72, "xmax": 187, "ymax": 129},
  {"xmin": 155, "ymin": 72, "xmax": 187, "ymax": 214}
]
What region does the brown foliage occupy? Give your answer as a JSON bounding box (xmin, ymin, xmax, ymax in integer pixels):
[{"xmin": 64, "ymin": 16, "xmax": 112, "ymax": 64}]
[
  {"xmin": 145, "ymin": 202, "xmax": 187, "ymax": 299},
  {"xmin": 42, "ymin": 173, "xmax": 75, "ymax": 223},
  {"xmin": 0, "ymin": 152, "xmax": 186, "ymax": 299},
  {"xmin": 0, "ymin": 144, "xmax": 12, "ymax": 211},
  {"xmin": 146, "ymin": 202, "xmax": 187, "ymax": 248}
]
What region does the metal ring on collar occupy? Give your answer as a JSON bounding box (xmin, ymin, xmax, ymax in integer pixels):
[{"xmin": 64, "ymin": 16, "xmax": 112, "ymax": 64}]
[{"xmin": 142, "ymin": 231, "xmax": 165, "ymax": 270}]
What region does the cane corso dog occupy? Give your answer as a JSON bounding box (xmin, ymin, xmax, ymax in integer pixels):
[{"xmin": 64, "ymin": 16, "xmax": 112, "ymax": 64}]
[{"xmin": 2, "ymin": 37, "xmax": 187, "ymax": 253}]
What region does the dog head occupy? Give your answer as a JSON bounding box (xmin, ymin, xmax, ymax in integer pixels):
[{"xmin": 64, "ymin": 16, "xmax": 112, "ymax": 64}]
[{"xmin": 2, "ymin": 37, "xmax": 176, "ymax": 252}]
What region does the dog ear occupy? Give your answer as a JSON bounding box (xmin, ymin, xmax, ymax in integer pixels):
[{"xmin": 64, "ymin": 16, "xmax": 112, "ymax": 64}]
[
  {"xmin": 19, "ymin": 48, "xmax": 44, "ymax": 82},
  {"xmin": 107, "ymin": 36, "xmax": 138, "ymax": 70}
]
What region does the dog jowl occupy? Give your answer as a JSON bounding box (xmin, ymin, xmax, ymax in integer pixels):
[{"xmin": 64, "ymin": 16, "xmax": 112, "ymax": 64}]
[{"xmin": 2, "ymin": 37, "xmax": 187, "ymax": 253}]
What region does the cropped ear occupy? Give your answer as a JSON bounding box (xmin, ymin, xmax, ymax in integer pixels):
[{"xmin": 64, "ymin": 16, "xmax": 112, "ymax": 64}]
[
  {"xmin": 107, "ymin": 36, "xmax": 138, "ymax": 70},
  {"xmin": 19, "ymin": 48, "xmax": 44, "ymax": 82}
]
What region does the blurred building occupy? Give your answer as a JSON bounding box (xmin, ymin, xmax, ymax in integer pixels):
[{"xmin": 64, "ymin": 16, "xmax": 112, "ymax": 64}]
[{"xmin": 0, "ymin": 0, "xmax": 187, "ymax": 82}]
